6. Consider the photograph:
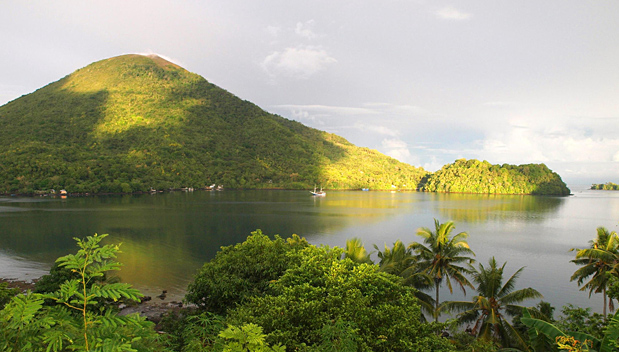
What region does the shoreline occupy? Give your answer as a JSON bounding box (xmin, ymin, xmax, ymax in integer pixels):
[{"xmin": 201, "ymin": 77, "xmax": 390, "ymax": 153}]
[
  {"xmin": 0, "ymin": 187, "xmax": 573, "ymax": 198},
  {"xmin": 1, "ymin": 277, "xmax": 191, "ymax": 325}
]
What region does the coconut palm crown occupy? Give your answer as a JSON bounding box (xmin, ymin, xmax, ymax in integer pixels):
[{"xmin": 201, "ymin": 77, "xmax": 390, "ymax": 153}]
[
  {"xmin": 571, "ymin": 226, "xmax": 619, "ymax": 318},
  {"xmin": 343, "ymin": 237, "xmax": 373, "ymax": 264},
  {"xmin": 442, "ymin": 257, "xmax": 543, "ymax": 349},
  {"xmin": 375, "ymin": 240, "xmax": 435, "ymax": 316},
  {"xmin": 409, "ymin": 219, "xmax": 476, "ymax": 321}
]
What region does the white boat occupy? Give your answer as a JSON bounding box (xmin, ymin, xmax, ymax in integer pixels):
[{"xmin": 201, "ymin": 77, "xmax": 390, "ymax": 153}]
[{"xmin": 310, "ymin": 186, "xmax": 326, "ymax": 197}]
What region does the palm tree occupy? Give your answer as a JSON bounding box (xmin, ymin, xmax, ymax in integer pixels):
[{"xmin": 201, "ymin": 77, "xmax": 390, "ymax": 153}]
[
  {"xmin": 442, "ymin": 257, "xmax": 543, "ymax": 349},
  {"xmin": 343, "ymin": 237, "xmax": 372, "ymax": 264},
  {"xmin": 409, "ymin": 219, "xmax": 476, "ymax": 321},
  {"xmin": 374, "ymin": 240, "xmax": 435, "ymax": 315},
  {"xmin": 571, "ymin": 227, "xmax": 619, "ymax": 318}
]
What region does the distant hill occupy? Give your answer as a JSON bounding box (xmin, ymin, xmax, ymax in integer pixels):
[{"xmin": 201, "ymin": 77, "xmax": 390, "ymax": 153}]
[
  {"xmin": 420, "ymin": 159, "xmax": 571, "ymax": 195},
  {"xmin": 0, "ymin": 54, "xmax": 428, "ymax": 194}
]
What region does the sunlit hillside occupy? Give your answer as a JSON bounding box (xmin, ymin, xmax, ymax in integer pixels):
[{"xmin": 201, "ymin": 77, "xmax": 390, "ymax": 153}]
[{"xmin": 0, "ymin": 54, "xmax": 428, "ymax": 193}]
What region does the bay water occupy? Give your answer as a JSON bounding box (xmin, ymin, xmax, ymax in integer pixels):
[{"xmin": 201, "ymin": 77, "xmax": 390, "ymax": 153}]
[{"xmin": 1, "ymin": 186, "xmax": 618, "ymax": 315}]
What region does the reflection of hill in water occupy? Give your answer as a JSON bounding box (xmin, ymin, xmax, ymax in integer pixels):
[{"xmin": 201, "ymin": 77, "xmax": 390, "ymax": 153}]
[
  {"xmin": 0, "ymin": 191, "xmax": 566, "ymax": 295},
  {"xmin": 432, "ymin": 193, "xmax": 565, "ymax": 223},
  {"xmin": 0, "ymin": 191, "xmax": 407, "ymax": 290}
]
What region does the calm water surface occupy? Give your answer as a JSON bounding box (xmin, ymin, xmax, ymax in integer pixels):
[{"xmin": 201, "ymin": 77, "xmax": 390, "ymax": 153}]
[{"xmin": 1, "ymin": 186, "xmax": 618, "ymax": 313}]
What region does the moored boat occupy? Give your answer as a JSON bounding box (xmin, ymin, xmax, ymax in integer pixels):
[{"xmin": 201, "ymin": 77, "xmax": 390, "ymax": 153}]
[{"xmin": 310, "ymin": 186, "xmax": 326, "ymax": 197}]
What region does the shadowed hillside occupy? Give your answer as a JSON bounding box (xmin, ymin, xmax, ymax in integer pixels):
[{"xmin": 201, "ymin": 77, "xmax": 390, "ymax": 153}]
[{"xmin": 0, "ymin": 54, "xmax": 428, "ymax": 194}]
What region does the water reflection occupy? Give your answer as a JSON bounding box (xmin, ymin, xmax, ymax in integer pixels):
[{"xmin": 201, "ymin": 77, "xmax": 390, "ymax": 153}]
[
  {"xmin": 0, "ymin": 189, "xmax": 616, "ymax": 312},
  {"xmin": 431, "ymin": 193, "xmax": 565, "ymax": 223}
]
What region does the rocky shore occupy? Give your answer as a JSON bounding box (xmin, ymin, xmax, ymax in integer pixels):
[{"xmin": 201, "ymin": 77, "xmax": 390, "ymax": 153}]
[{"xmin": 1, "ymin": 277, "xmax": 191, "ymax": 326}]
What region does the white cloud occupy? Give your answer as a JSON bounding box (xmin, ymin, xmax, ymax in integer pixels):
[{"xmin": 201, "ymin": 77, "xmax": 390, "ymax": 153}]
[
  {"xmin": 266, "ymin": 25, "xmax": 281, "ymax": 38},
  {"xmin": 435, "ymin": 6, "xmax": 472, "ymax": 20},
  {"xmin": 274, "ymin": 104, "xmax": 377, "ymax": 116},
  {"xmin": 362, "ymin": 102, "xmax": 427, "ymax": 116},
  {"xmin": 261, "ymin": 46, "xmax": 337, "ymax": 79},
  {"xmin": 422, "ymin": 156, "xmax": 443, "ymax": 172},
  {"xmin": 354, "ymin": 123, "xmax": 399, "ymax": 137},
  {"xmin": 478, "ymin": 118, "xmax": 619, "ymax": 167},
  {"xmin": 382, "ymin": 138, "xmax": 416, "ymax": 164},
  {"xmin": 295, "ymin": 20, "xmax": 317, "ymax": 40}
]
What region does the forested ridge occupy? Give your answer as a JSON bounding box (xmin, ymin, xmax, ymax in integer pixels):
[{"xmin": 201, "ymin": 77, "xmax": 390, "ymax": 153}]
[
  {"xmin": 421, "ymin": 158, "xmax": 570, "ymax": 196},
  {"xmin": 0, "ymin": 55, "xmax": 570, "ymax": 196}
]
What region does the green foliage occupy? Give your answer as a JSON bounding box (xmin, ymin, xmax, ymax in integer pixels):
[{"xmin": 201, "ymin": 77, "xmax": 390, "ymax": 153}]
[
  {"xmin": 343, "ymin": 237, "xmax": 372, "ymax": 264},
  {"xmin": 570, "ymin": 227, "xmax": 619, "ymax": 318},
  {"xmin": 421, "ymin": 159, "xmax": 570, "ymax": 195},
  {"xmin": 448, "ymin": 330, "xmax": 499, "ymax": 352},
  {"xmin": 0, "ymin": 234, "xmax": 163, "ymax": 351},
  {"xmin": 555, "ymin": 305, "xmax": 606, "ymax": 341},
  {"xmin": 591, "ymin": 183, "xmax": 619, "ymax": 191},
  {"xmin": 0, "ymin": 54, "xmax": 428, "ymax": 194},
  {"xmin": 441, "ymin": 257, "xmax": 542, "ymax": 349},
  {"xmin": 226, "ymin": 244, "xmax": 454, "ymax": 351},
  {"xmin": 185, "ymin": 229, "xmax": 310, "ymax": 314},
  {"xmin": 34, "ymin": 262, "xmax": 81, "ymax": 294},
  {"xmin": 0, "ymin": 283, "xmax": 19, "ymax": 309},
  {"xmin": 159, "ymin": 311, "xmax": 226, "ymax": 352},
  {"xmin": 374, "ymin": 240, "xmax": 435, "ymax": 316},
  {"xmin": 308, "ymin": 318, "xmax": 361, "ymax": 352},
  {"xmin": 409, "ymin": 219, "xmax": 476, "ymax": 322},
  {"xmin": 521, "ymin": 308, "xmax": 619, "ymax": 352},
  {"xmin": 218, "ymin": 323, "xmax": 285, "ymax": 352}
]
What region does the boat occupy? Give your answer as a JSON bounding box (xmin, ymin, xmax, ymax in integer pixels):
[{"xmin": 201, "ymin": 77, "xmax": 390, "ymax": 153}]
[
  {"xmin": 310, "ymin": 186, "xmax": 326, "ymax": 197},
  {"xmin": 361, "ymin": 188, "xmax": 369, "ymax": 191}
]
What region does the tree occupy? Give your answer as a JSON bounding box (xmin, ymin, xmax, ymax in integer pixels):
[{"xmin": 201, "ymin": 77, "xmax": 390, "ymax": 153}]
[
  {"xmin": 522, "ymin": 309, "xmax": 619, "ymax": 352},
  {"xmin": 0, "ymin": 234, "xmax": 162, "ymax": 351},
  {"xmin": 442, "ymin": 257, "xmax": 542, "ymax": 349},
  {"xmin": 374, "ymin": 240, "xmax": 435, "ymax": 316},
  {"xmin": 218, "ymin": 323, "xmax": 285, "ymax": 352},
  {"xmin": 343, "ymin": 237, "xmax": 372, "ymax": 264},
  {"xmin": 571, "ymin": 227, "xmax": 619, "ymax": 318},
  {"xmin": 409, "ymin": 219, "xmax": 476, "ymax": 321},
  {"xmin": 225, "ymin": 245, "xmax": 454, "ymax": 352},
  {"xmin": 185, "ymin": 230, "xmax": 309, "ymax": 314}
]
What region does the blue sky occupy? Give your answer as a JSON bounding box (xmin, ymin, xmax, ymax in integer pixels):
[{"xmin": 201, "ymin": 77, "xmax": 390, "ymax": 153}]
[{"xmin": 1, "ymin": 1, "xmax": 618, "ymax": 185}]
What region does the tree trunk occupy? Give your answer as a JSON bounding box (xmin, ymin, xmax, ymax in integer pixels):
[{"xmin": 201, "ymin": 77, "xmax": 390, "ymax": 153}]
[
  {"xmin": 604, "ymin": 286, "xmax": 607, "ymax": 319},
  {"xmin": 435, "ymin": 278, "xmax": 440, "ymax": 322}
]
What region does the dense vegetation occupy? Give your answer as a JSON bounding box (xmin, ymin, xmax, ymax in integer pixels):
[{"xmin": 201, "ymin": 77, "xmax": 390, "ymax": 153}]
[
  {"xmin": 592, "ymin": 183, "xmax": 619, "ymax": 190},
  {"xmin": 0, "ymin": 54, "xmax": 427, "ymax": 194},
  {"xmin": 2, "ymin": 224, "xmax": 619, "ymax": 351},
  {"xmin": 421, "ymin": 159, "xmax": 571, "ymax": 195},
  {"xmin": 0, "ymin": 55, "xmax": 571, "ymax": 196}
]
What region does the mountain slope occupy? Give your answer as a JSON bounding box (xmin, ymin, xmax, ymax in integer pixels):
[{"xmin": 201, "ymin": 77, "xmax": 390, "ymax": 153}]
[{"xmin": 0, "ymin": 54, "xmax": 428, "ymax": 193}]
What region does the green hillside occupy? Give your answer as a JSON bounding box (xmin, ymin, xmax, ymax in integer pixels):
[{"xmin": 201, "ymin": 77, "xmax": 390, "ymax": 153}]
[
  {"xmin": 0, "ymin": 54, "xmax": 428, "ymax": 194},
  {"xmin": 420, "ymin": 159, "xmax": 571, "ymax": 195}
]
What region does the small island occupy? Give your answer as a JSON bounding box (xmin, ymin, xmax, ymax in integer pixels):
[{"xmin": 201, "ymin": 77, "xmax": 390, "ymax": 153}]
[
  {"xmin": 591, "ymin": 182, "xmax": 619, "ymax": 190},
  {"xmin": 420, "ymin": 158, "xmax": 571, "ymax": 196}
]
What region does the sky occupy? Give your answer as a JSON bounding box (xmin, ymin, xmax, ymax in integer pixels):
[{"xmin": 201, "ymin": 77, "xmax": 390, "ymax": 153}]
[{"xmin": 1, "ymin": 1, "xmax": 618, "ymax": 186}]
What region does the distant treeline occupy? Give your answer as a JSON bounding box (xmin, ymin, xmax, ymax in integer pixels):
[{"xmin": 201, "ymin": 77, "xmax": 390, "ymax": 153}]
[{"xmin": 591, "ymin": 182, "xmax": 619, "ymax": 190}]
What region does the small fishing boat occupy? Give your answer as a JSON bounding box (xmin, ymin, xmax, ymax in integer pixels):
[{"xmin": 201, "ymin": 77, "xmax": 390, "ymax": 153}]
[{"xmin": 310, "ymin": 186, "xmax": 326, "ymax": 197}]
